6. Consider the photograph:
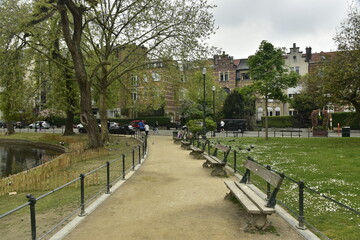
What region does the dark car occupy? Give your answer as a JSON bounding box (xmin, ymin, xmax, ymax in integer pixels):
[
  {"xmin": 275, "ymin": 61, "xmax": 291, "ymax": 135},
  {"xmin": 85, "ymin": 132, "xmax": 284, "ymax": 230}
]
[
  {"xmin": 109, "ymin": 124, "xmax": 135, "ymax": 135},
  {"xmin": 15, "ymin": 121, "xmax": 25, "ymax": 129},
  {"xmin": 219, "ymin": 119, "xmax": 247, "ymax": 133}
]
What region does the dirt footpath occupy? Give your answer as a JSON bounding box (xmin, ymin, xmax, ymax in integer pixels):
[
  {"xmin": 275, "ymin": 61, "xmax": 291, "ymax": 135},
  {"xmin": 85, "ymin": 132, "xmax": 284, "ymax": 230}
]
[{"xmin": 64, "ymin": 136, "xmax": 303, "ymax": 240}]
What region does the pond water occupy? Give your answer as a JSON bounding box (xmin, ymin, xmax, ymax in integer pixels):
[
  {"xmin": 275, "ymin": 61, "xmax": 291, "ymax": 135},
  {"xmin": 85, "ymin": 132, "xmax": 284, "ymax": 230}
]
[{"xmin": 0, "ymin": 144, "xmax": 62, "ymax": 178}]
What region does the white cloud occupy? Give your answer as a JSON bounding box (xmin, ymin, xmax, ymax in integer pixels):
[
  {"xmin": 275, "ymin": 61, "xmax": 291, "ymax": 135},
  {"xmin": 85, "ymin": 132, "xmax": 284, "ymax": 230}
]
[{"xmin": 208, "ymin": 0, "xmax": 351, "ymax": 58}]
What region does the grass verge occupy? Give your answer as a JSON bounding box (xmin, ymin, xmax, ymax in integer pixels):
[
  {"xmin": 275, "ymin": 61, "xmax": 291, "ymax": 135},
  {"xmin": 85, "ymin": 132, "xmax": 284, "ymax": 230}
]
[
  {"xmin": 0, "ymin": 132, "xmax": 141, "ymax": 240},
  {"xmin": 217, "ymin": 137, "xmax": 360, "ymax": 240}
]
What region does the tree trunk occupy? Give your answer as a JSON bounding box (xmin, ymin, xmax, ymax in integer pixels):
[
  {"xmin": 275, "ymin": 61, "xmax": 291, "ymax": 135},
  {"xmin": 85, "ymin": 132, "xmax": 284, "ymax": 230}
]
[
  {"xmin": 5, "ymin": 121, "xmax": 15, "ymax": 135},
  {"xmin": 63, "ymin": 109, "xmax": 75, "ymax": 136},
  {"xmin": 99, "ymin": 90, "xmax": 109, "ymax": 143},
  {"xmin": 265, "ymin": 97, "xmax": 269, "ymax": 140},
  {"xmin": 58, "ymin": 1, "xmax": 102, "ymax": 148}
]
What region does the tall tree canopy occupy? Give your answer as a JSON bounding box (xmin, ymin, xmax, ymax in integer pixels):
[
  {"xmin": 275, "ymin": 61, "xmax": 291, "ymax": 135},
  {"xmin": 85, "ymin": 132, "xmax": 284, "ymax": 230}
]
[
  {"xmin": 24, "ymin": 0, "xmax": 216, "ymax": 148},
  {"xmin": 248, "ymin": 40, "xmax": 299, "ymax": 139},
  {"xmin": 303, "ymin": 4, "xmax": 360, "ymax": 123}
]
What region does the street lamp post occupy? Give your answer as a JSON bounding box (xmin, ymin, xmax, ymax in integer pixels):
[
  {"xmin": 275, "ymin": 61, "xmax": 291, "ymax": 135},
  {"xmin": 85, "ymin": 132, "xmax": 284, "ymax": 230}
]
[
  {"xmin": 202, "ymin": 68, "xmax": 206, "ymax": 136},
  {"xmin": 212, "ymin": 86, "xmax": 216, "ymax": 137}
]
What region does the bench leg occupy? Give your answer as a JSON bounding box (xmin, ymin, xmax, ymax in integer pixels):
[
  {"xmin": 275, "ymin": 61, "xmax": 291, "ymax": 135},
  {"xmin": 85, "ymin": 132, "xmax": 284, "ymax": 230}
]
[
  {"xmin": 202, "ymin": 161, "xmax": 211, "ymax": 168},
  {"xmin": 244, "ymin": 213, "xmax": 271, "ymax": 232},
  {"xmin": 181, "ymin": 144, "xmax": 191, "ymax": 150},
  {"xmin": 210, "ymin": 166, "xmax": 228, "ymax": 177},
  {"xmin": 191, "ymin": 151, "xmax": 204, "ymax": 159}
]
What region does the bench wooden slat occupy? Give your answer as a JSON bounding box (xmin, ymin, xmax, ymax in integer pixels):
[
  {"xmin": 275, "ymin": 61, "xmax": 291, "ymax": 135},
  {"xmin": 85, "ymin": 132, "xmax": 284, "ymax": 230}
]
[
  {"xmin": 214, "ymin": 143, "xmax": 230, "ymax": 152},
  {"xmin": 234, "ymin": 182, "xmax": 275, "ymax": 214},
  {"xmin": 224, "ymin": 181, "xmax": 261, "ymax": 214},
  {"xmin": 243, "ymin": 160, "xmax": 283, "ymax": 188},
  {"xmin": 203, "ymin": 155, "xmax": 219, "ymax": 164}
]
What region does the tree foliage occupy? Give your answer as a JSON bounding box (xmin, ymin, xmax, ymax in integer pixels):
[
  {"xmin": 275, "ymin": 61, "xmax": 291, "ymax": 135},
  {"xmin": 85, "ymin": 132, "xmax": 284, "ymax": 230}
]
[
  {"xmin": 0, "ymin": 0, "xmax": 33, "ymax": 135},
  {"xmin": 248, "ymin": 40, "xmax": 299, "ymax": 139},
  {"xmin": 303, "ymin": 4, "xmax": 360, "ymax": 123}
]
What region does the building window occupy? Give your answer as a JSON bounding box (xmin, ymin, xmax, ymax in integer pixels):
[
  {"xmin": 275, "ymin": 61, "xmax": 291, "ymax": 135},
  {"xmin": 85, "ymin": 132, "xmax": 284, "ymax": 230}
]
[
  {"xmin": 143, "ymin": 74, "xmax": 148, "ymax": 82},
  {"xmin": 295, "ymin": 66, "xmax": 300, "ymax": 74},
  {"xmin": 267, "ymin": 107, "xmax": 273, "ymax": 116},
  {"xmin": 257, "ymin": 107, "xmax": 264, "ymax": 121},
  {"xmin": 131, "ymin": 91, "xmax": 137, "ymax": 101},
  {"xmin": 219, "ymin": 71, "xmax": 229, "ymax": 81},
  {"xmin": 241, "ymin": 73, "xmax": 250, "ymax": 80},
  {"xmin": 289, "ymin": 110, "xmax": 296, "ymax": 116},
  {"xmin": 131, "ymin": 75, "xmax": 138, "ymax": 86},
  {"xmin": 152, "ymin": 72, "xmax": 160, "ymax": 81},
  {"xmin": 275, "ymin": 107, "xmax": 281, "ymax": 116}
]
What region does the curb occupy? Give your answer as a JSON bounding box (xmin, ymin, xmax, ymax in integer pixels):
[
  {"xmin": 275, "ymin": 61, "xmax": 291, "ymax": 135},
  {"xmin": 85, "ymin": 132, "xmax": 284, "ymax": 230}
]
[{"xmin": 50, "ymin": 153, "xmax": 148, "ymax": 240}]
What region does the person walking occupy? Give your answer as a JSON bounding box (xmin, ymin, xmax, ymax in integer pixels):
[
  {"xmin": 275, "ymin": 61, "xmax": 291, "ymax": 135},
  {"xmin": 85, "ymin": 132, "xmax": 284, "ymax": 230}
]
[
  {"xmin": 220, "ymin": 120, "xmax": 225, "ymax": 132},
  {"xmin": 153, "ymin": 121, "xmax": 159, "ymax": 134},
  {"xmin": 138, "ymin": 120, "xmax": 145, "ymax": 132},
  {"xmin": 145, "ymin": 123, "xmax": 150, "ymax": 136}
]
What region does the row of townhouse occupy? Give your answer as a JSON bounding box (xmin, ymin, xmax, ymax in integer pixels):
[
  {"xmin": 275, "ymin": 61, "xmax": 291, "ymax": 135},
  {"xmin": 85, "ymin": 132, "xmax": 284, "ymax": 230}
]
[
  {"xmin": 210, "ymin": 43, "xmax": 342, "ymax": 122},
  {"xmin": 113, "ymin": 43, "xmax": 343, "ymax": 123}
]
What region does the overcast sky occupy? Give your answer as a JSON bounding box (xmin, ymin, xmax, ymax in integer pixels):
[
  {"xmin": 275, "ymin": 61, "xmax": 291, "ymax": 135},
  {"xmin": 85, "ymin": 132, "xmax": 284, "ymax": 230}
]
[{"xmin": 207, "ymin": 0, "xmax": 353, "ymax": 59}]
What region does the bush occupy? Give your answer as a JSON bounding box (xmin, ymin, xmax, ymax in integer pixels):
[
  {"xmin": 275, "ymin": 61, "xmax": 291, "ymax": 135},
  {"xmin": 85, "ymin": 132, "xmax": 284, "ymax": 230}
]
[
  {"xmin": 109, "ymin": 117, "xmax": 171, "ymax": 127},
  {"xmin": 262, "ymin": 116, "xmax": 294, "ymax": 128},
  {"xmin": 186, "ymin": 118, "xmax": 216, "ymax": 135},
  {"xmin": 331, "ymin": 112, "xmax": 360, "ymax": 130}
]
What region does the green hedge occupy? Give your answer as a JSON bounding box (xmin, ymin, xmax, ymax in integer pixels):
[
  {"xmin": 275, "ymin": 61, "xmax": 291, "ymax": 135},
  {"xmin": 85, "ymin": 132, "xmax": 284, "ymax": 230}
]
[
  {"xmin": 46, "ymin": 116, "xmax": 172, "ymax": 128},
  {"xmin": 109, "ymin": 117, "xmax": 172, "ymax": 127},
  {"xmin": 261, "ymin": 116, "xmax": 294, "ymax": 128},
  {"xmin": 331, "ymin": 112, "xmax": 360, "ymax": 130}
]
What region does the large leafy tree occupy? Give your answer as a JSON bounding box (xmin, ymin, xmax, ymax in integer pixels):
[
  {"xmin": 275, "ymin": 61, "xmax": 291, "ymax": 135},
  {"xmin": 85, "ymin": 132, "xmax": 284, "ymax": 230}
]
[
  {"xmin": 0, "ymin": 0, "xmax": 32, "ymax": 135},
  {"xmin": 302, "ymin": 5, "xmax": 360, "ymax": 124},
  {"xmin": 327, "ymin": 5, "xmax": 360, "ymax": 119},
  {"xmin": 27, "ymin": 0, "xmax": 216, "ymax": 148},
  {"xmin": 248, "ymin": 40, "xmax": 299, "ymax": 139}
]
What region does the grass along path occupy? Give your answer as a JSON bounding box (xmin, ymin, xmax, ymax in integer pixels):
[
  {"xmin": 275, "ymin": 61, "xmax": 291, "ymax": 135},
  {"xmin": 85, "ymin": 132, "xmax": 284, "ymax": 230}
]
[
  {"xmin": 0, "ymin": 133, "xmax": 140, "ymax": 240},
  {"xmin": 219, "ymin": 137, "xmax": 360, "ymax": 240}
]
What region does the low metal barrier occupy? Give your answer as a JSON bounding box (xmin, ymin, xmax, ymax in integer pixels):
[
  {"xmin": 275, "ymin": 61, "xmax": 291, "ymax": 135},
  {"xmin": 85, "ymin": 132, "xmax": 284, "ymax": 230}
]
[
  {"xmin": 0, "ymin": 133, "xmax": 147, "ymax": 240},
  {"xmin": 200, "ymin": 139, "xmax": 360, "ymax": 239}
]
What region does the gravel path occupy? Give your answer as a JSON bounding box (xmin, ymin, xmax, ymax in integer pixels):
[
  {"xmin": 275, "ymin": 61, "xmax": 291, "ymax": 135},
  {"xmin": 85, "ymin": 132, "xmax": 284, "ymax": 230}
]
[{"xmin": 64, "ymin": 136, "xmax": 303, "ymax": 240}]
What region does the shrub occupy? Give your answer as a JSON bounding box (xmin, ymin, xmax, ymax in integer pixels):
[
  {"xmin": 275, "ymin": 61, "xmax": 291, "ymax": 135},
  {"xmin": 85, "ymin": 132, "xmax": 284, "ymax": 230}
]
[
  {"xmin": 186, "ymin": 118, "xmax": 216, "ymax": 135},
  {"xmin": 261, "ymin": 116, "xmax": 294, "ymax": 128},
  {"xmin": 331, "ymin": 112, "xmax": 360, "ymax": 129}
]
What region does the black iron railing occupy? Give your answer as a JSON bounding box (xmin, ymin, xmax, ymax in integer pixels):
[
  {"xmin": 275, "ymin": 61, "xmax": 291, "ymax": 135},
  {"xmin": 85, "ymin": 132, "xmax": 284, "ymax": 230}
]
[{"xmin": 0, "ymin": 133, "xmax": 147, "ymax": 240}]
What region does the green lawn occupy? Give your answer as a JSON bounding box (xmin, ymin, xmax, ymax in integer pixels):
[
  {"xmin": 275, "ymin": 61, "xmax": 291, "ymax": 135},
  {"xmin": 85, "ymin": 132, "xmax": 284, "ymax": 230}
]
[
  {"xmin": 0, "ymin": 133, "xmax": 141, "ymax": 240},
  {"xmin": 217, "ymin": 137, "xmax": 360, "ymax": 240}
]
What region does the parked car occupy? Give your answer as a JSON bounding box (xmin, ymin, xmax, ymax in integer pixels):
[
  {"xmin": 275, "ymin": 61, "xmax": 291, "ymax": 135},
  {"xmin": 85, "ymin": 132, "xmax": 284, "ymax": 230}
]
[
  {"xmin": 129, "ymin": 120, "xmax": 142, "ymax": 129},
  {"xmin": 29, "ymin": 121, "xmax": 50, "ymax": 129},
  {"xmin": 77, "ymin": 120, "xmax": 107, "ymax": 133},
  {"xmin": 109, "ymin": 124, "xmax": 135, "ymax": 135},
  {"xmin": 219, "ymin": 119, "xmax": 247, "ymax": 133},
  {"xmin": 15, "ymin": 121, "xmax": 25, "ymax": 129}
]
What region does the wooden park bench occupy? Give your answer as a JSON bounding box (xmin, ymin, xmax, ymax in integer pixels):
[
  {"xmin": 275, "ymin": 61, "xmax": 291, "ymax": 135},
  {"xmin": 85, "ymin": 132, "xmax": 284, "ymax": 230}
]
[
  {"xmin": 224, "ymin": 159, "xmax": 284, "ymax": 232},
  {"xmin": 173, "ymin": 131, "xmax": 186, "ymax": 145},
  {"xmin": 181, "ymin": 133, "xmax": 194, "ymax": 150},
  {"xmin": 202, "ymin": 143, "xmax": 231, "ymax": 177},
  {"xmin": 280, "ymin": 129, "xmax": 302, "ymax": 137},
  {"xmin": 189, "ymin": 137, "xmax": 208, "ymax": 159}
]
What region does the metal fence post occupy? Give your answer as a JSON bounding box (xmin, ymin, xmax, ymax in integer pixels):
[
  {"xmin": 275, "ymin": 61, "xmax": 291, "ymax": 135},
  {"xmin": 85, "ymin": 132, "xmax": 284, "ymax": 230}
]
[
  {"xmin": 79, "ymin": 174, "xmax": 86, "ymax": 217},
  {"xmin": 26, "ymin": 194, "xmax": 37, "ymax": 240},
  {"xmin": 233, "ymin": 150, "xmax": 237, "ymax": 173},
  {"xmin": 297, "ymin": 180, "xmax": 306, "ymax": 229},
  {"xmin": 132, "ymin": 148, "xmax": 135, "ymax": 170},
  {"xmin": 266, "ymin": 165, "xmax": 271, "ymax": 200},
  {"xmin": 106, "ymin": 161, "xmax": 111, "ymax": 194},
  {"xmin": 142, "ymin": 142, "xmax": 145, "ymax": 158},
  {"xmin": 138, "ymin": 145, "xmax": 141, "ymax": 163},
  {"xmin": 122, "ymin": 154, "xmax": 126, "ymax": 179}
]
